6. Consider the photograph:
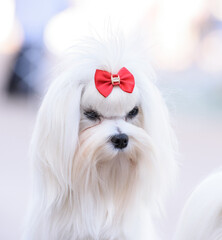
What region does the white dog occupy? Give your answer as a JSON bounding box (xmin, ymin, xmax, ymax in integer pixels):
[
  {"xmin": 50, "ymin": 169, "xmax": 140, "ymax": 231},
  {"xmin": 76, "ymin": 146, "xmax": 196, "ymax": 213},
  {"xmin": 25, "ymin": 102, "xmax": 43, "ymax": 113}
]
[
  {"xmin": 23, "ymin": 35, "xmax": 177, "ymax": 240},
  {"xmin": 174, "ymin": 171, "xmax": 222, "ymax": 240}
]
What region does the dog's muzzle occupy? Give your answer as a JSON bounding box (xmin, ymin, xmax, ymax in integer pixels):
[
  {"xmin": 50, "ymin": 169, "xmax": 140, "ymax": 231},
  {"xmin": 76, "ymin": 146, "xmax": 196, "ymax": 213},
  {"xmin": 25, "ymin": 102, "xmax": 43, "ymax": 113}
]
[{"xmin": 111, "ymin": 133, "xmax": 129, "ymax": 149}]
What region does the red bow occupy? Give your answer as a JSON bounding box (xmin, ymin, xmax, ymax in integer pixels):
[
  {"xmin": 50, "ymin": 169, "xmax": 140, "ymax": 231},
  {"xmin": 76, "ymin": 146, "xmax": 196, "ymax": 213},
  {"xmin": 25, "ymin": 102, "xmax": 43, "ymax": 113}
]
[{"xmin": 94, "ymin": 67, "xmax": 135, "ymax": 97}]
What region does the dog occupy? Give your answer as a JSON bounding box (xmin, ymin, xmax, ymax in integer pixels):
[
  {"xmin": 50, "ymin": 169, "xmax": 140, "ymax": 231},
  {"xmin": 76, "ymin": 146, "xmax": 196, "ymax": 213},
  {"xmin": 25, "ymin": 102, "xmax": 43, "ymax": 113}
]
[
  {"xmin": 174, "ymin": 170, "xmax": 222, "ymax": 240},
  {"xmin": 23, "ymin": 35, "xmax": 177, "ymax": 240}
]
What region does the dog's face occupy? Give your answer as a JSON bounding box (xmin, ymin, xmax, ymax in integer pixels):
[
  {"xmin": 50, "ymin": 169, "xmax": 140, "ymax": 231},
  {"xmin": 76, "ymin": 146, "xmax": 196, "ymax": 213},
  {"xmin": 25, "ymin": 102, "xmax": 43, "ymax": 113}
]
[
  {"xmin": 71, "ymin": 79, "xmax": 156, "ymax": 210},
  {"xmin": 77, "ymin": 79, "xmax": 150, "ymax": 165}
]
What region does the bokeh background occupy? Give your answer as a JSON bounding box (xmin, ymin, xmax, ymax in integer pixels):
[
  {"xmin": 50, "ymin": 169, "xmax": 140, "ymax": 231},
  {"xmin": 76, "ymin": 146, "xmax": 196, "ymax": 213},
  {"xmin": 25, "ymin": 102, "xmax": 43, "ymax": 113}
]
[{"xmin": 0, "ymin": 0, "xmax": 222, "ymax": 239}]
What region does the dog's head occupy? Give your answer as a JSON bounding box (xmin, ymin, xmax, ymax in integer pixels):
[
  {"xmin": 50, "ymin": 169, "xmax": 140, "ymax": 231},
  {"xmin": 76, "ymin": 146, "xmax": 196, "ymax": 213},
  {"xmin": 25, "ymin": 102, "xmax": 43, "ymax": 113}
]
[
  {"xmin": 32, "ymin": 36, "xmax": 177, "ymax": 208},
  {"xmin": 79, "ymin": 72, "xmax": 145, "ymax": 161}
]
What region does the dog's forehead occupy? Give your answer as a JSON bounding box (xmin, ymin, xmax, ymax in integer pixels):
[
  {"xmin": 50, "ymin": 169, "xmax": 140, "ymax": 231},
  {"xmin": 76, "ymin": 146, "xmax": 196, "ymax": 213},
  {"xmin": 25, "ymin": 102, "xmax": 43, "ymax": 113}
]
[{"xmin": 81, "ymin": 81, "xmax": 140, "ymax": 117}]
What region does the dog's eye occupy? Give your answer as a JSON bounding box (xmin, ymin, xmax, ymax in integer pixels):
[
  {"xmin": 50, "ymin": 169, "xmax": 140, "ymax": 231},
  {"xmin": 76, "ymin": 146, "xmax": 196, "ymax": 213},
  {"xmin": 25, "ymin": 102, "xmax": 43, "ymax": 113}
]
[
  {"xmin": 127, "ymin": 106, "xmax": 139, "ymax": 119},
  {"xmin": 84, "ymin": 110, "xmax": 100, "ymax": 121}
]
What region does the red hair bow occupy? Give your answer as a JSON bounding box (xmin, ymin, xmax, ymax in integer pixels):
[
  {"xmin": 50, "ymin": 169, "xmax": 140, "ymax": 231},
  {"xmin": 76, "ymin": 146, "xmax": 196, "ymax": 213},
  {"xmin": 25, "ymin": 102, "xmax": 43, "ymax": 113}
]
[{"xmin": 94, "ymin": 67, "xmax": 135, "ymax": 97}]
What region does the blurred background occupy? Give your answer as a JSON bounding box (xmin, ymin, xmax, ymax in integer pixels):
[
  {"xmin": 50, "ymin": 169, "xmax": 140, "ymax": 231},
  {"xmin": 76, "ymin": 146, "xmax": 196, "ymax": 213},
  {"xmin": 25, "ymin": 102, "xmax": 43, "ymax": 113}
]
[{"xmin": 0, "ymin": 0, "xmax": 221, "ymax": 239}]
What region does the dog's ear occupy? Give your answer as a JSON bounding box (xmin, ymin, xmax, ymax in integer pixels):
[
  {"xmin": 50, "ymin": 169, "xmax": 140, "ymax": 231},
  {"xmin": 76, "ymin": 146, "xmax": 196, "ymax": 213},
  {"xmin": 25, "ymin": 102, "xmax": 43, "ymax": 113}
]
[
  {"xmin": 139, "ymin": 77, "xmax": 178, "ymax": 201},
  {"xmin": 30, "ymin": 73, "xmax": 83, "ymax": 187}
]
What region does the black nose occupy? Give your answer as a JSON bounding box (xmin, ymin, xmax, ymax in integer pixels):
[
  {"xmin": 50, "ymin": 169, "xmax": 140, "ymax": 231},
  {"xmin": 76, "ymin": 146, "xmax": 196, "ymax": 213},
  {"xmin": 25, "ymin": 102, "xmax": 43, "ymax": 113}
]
[{"xmin": 111, "ymin": 134, "xmax": 129, "ymax": 149}]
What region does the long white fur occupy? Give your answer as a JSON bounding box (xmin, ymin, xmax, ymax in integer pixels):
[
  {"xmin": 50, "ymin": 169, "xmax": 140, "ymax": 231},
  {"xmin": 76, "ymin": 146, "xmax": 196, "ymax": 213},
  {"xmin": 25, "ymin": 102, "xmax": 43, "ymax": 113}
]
[
  {"xmin": 23, "ymin": 34, "xmax": 177, "ymax": 240},
  {"xmin": 174, "ymin": 171, "xmax": 222, "ymax": 240}
]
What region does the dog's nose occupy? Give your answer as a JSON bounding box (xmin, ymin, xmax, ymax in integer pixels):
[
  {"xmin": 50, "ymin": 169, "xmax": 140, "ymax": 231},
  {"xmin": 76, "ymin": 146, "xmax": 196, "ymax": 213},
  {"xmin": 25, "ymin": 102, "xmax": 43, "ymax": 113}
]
[{"xmin": 111, "ymin": 134, "xmax": 129, "ymax": 149}]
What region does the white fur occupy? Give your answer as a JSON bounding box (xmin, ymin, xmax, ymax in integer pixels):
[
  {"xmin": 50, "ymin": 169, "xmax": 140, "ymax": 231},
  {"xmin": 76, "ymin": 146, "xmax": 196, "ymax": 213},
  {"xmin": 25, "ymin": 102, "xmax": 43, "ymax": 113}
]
[
  {"xmin": 23, "ymin": 35, "xmax": 177, "ymax": 240},
  {"xmin": 174, "ymin": 171, "xmax": 222, "ymax": 240}
]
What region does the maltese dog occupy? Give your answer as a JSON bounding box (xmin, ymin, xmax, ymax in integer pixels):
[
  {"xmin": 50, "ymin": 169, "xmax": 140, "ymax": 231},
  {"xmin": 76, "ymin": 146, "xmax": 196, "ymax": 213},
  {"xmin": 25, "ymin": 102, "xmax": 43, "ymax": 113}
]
[
  {"xmin": 175, "ymin": 170, "xmax": 222, "ymax": 240},
  {"xmin": 23, "ymin": 35, "xmax": 177, "ymax": 240}
]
